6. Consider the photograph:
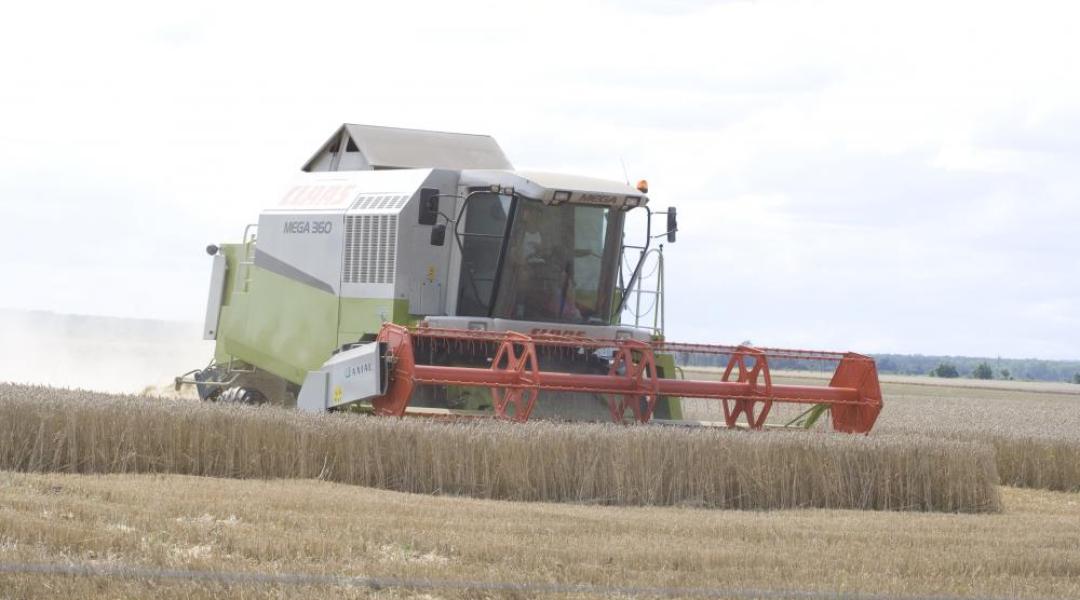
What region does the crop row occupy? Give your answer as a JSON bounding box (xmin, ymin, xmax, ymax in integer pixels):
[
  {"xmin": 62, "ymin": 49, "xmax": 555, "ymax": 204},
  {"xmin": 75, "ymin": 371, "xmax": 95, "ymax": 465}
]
[{"xmin": 0, "ymin": 384, "xmax": 1001, "ymax": 512}]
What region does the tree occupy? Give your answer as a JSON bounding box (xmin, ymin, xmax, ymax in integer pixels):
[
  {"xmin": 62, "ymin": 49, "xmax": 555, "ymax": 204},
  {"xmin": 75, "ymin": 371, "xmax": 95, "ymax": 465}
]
[
  {"xmin": 972, "ymin": 362, "xmax": 994, "ymax": 380},
  {"xmin": 930, "ymin": 363, "xmax": 959, "ymax": 378},
  {"xmin": 1073, "ymin": 373, "xmax": 1080, "ymax": 384},
  {"xmin": 999, "ymin": 368, "xmax": 1012, "ymax": 380}
]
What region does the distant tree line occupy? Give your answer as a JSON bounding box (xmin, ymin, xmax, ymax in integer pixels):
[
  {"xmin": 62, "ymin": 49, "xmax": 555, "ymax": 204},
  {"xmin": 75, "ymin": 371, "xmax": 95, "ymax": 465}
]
[
  {"xmin": 674, "ymin": 350, "xmax": 1080, "ymax": 383},
  {"xmin": 877, "ymin": 354, "xmax": 1080, "ymax": 382}
]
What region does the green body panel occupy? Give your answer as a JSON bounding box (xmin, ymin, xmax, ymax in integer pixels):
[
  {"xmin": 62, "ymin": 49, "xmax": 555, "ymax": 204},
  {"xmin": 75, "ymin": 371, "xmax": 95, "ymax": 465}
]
[
  {"xmin": 655, "ymin": 352, "xmax": 683, "ymax": 420},
  {"xmin": 338, "ymin": 297, "xmax": 413, "ymax": 350},
  {"xmin": 212, "ymin": 243, "xmax": 411, "ymax": 386},
  {"xmin": 215, "ymin": 244, "xmax": 245, "ymax": 310}
]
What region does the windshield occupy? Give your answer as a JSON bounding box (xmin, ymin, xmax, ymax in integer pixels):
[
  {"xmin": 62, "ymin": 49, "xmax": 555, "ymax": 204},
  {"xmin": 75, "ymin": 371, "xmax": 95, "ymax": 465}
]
[{"xmin": 492, "ymin": 199, "xmax": 623, "ymax": 324}]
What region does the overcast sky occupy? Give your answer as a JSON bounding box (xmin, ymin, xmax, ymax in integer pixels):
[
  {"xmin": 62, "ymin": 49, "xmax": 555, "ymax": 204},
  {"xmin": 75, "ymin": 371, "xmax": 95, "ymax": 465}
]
[{"xmin": 1, "ymin": 0, "xmax": 1077, "ymax": 360}]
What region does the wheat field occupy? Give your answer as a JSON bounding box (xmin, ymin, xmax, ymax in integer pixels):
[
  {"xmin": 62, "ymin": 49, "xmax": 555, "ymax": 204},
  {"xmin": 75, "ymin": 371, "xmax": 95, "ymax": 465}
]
[
  {"xmin": 682, "ymin": 368, "xmax": 1080, "ymax": 492},
  {"xmin": 867, "ymin": 375, "xmax": 1080, "ymax": 492},
  {"xmin": 0, "ymin": 383, "xmax": 1000, "ymax": 512}
]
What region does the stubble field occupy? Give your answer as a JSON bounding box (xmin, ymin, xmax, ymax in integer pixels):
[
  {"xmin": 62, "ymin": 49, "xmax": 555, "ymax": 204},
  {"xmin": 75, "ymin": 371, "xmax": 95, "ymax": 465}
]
[{"xmin": 0, "ymin": 472, "xmax": 1078, "ymax": 599}]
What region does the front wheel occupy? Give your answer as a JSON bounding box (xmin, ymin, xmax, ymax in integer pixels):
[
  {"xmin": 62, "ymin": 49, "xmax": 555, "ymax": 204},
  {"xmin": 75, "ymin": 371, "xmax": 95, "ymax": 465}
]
[{"xmin": 218, "ymin": 386, "xmax": 268, "ymax": 405}]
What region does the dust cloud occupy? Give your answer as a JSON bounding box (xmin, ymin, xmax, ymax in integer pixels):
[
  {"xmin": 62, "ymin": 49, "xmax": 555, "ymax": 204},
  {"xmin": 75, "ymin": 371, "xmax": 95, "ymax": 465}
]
[{"xmin": 0, "ymin": 309, "xmax": 212, "ymax": 394}]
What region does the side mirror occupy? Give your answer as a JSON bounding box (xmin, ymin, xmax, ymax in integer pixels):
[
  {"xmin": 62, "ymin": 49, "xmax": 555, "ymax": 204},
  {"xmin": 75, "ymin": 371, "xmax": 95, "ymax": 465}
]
[
  {"xmin": 418, "ymin": 188, "xmax": 439, "ymax": 225},
  {"xmin": 666, "ymin": 207, "xmax": 678, "ymax": 243},
  {"xmin": 430, "ymin": 224, "xmax": 446, "ymax": 246}
]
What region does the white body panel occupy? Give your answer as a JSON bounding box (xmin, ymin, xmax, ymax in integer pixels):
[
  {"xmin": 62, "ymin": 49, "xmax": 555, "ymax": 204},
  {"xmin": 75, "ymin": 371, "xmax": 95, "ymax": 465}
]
[
  {"xmin": 203, "ymin": 254, "xmax": 227, "ymax": 340},
  {"xmin": 252, "ymin": 165, "xmax": 650, "ymax": 338},
  {"xmin": 297, "ymin": 342, "xmax": 384, "ymax": 412},
  {"xmin": 255, "ymin": 169, "xmax": 457, "ymax": 315}
]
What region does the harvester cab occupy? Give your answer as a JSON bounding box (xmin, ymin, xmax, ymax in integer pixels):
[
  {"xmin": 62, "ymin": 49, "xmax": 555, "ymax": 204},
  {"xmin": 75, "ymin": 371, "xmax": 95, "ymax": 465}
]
[{"xmin": 180, "ymin": 124, "xmax": 882, "ymax": 433}]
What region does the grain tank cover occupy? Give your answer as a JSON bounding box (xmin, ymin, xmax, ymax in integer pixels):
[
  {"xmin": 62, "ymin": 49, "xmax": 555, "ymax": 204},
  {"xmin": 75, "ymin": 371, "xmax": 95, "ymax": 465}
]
[{"xmin": 303, "ymin": 123, "xmax": 513, "ymax": 172}]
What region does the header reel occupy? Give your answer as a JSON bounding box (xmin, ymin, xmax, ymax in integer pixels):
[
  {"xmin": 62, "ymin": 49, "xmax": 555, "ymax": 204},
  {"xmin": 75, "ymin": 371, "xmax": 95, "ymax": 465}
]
[{"xmin": 353, "ymin": 324, "xmax": 883, "ymax": 433}]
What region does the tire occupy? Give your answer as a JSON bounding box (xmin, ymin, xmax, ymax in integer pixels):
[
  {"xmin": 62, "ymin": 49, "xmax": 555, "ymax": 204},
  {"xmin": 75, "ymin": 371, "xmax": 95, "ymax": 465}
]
[{"xmin": 218, "ymin": 386, "xmax": 268, "ymax": 405}]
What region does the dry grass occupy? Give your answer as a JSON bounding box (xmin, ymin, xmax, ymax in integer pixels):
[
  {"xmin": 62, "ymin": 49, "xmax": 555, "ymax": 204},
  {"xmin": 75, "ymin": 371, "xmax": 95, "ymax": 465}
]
[
  {"xmin": 0, "ymin": 472, "xmax": 1078, "ymax": 599},
  {"xmin": 0, "ymin": 383, "xmax": 1000, "ymax": 512},
  {"xmin": 682, "ymin": 368, "xmax": 1080, "ymax": 493}
]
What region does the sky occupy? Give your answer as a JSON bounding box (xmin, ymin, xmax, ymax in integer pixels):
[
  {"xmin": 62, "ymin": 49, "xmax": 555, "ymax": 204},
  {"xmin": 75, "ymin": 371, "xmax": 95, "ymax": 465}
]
[{"xmin": 1, "ymin": 0, "xmax": 1077, "ymax": 360}]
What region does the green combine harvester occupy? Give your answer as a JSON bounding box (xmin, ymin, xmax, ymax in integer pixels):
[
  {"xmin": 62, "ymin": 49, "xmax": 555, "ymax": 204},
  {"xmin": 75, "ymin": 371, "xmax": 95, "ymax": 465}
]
[{"xmin": 179, "ymin": 124, "xmax": 882, "ymax": 432}]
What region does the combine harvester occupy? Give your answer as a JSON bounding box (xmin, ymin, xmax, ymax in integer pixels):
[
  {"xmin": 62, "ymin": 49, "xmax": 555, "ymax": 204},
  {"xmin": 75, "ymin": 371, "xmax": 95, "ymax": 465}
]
[{"xmin": 179, "ymin": 124, "xmax": 882, "ymax": 433}]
